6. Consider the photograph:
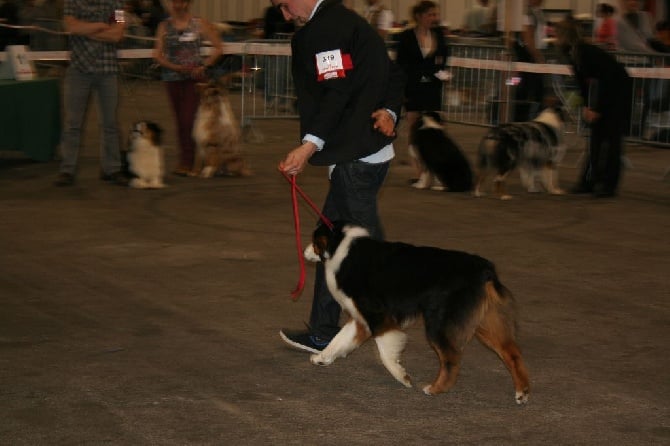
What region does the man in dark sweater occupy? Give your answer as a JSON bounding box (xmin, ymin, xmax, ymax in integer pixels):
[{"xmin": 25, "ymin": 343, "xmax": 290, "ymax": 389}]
[
  {"xmin": 275, "ymin": 0, "xmax": 404, "ymax": 353},
  {"xmin": 556, "ymin": 16, "xmax": 633, "ymax": 197}
]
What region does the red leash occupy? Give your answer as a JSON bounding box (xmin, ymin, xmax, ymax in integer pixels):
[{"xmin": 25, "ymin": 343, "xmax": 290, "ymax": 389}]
[{"xmin": 280, "ymin": 170, "xmax": 333, "ymax": 300}]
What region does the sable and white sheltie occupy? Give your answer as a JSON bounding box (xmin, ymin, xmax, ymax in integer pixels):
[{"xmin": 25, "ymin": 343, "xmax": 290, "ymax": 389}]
[
  {"xmin": 475, "ymin": 106, "xmax": 566, "ymax": 199},
  {"xmin": 126, "ymin": 121, "xmax": 166, "ymax": 189},
  {"xmin": 298, "ymin": 222, "xmax": 530, "ymax": 404},
  {"xmin": 411, "ymin": 111, "xmax": 473, "ymax": 192},
  {"xmin": 192, "ymin": 80, "xmax": 251, "ymax": 178}
]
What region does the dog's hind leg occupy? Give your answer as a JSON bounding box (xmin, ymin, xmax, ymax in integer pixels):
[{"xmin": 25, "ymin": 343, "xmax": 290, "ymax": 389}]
[
  {"xmin": 542, "ymin": 163, "xmax": 564, "ymax": 195},
  {"xmin": 190, "ymin": 147, "xmax": 203, "ymax": 177},
  {"xmin": 374, "ymin": 329, "xmax": 412, "ymax": 388},
  {"xmin": 475, "ymin": 282, "xmax": 530, "ymax": 404},
  {"xmin": 310, "ymin": 319, "xmax": 371, "ymax": 366},
  {"xmin": 494, "ymin": 174, "xmax": 513, "ymax": 200},
  {"xmin": 473, "ymin": 171, "xmax": 486, "ymax": 197},
  {"xmin": 423, "ymin": 338, "xmax": 463, "ymax": 396}
]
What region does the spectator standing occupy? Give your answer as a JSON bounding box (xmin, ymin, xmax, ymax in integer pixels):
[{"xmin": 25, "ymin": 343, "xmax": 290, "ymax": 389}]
[
  {"xmin": 617, "ymin": 0, "xmax": 656, "ymax": 52},
  {"xmin": 262, "ymin": 3, "xmax": 295, "ymax": 111},
  {"xmin": 54, "ymin": 0, "xmax": 128, "ymax": 186},
  {"xmin": 595, "ymin": 3, "xmax": 618, "ymax": 49},
  {"xmin": 263, "ymin": 2, "xmax": 295, "ymax": 39},
  {"xmin": 18, "ymin": 0, "xmax": 38, "ymax": 27},
  {"xmin": 513, "ymin": 0, "xmax": 548, "ymax": 121},
  {"xmin": 556, "ymin": 16, "xmax": 633, "ymax": 198},
  {"xmin": 462, "ymin": 0, "xmax": 495, "ymax": 36},
  {"xmin": 0, "ymin": 0, "xmax": 20, "ymax": 49},
  {"xmin": 364, "ymin": 0, "xmax": 394, "ymax": 39},
  {"xmin": 395, "ymin": 0, "xmax": 449, "ymax": 188},
  {"xmin": 137, "ymin": 0, "xmax": 165, "ymax": 35},
  {"xmin": 275, "ymin": 0, "xmax": 404, "ymax": 353},
  {"xmin": 153, "ymin": 0, "xmax": 223, "ymax": 176}
]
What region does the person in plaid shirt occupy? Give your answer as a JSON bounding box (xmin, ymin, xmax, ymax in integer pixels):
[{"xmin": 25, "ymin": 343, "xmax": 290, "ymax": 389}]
[{"xmin": 55, "ymin": 0, "xmax": 128, "ymax": 186}]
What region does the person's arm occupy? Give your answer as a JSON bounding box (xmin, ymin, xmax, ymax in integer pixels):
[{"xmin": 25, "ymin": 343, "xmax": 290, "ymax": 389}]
[
  {"xmin": 201, "ymin": 18, "xmax": 223, "ymax": 65},
  {"xmin": 521, "ymin": 14, "xmax": 544, "ymax": 63},
  {"xmin": 64, "ymin": 14, "xmax": 126, "ymax": 43},
  {"xmin": 63, "ymin": 15, "xmax": 108, "ymax": 37},
  {"xmin": 190, "ymin": 17, "xmax": 223, "ymax": 79},
  {"xmin": 371, "ymin": 58, "xmax": 405, "ymax": 136},
  {"xmin": 153, "ymin": 20, "xmax": 189, "ymax": 75}
]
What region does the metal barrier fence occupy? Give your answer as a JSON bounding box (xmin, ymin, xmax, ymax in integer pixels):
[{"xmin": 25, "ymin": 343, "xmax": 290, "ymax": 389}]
[
  {"xmin": 231, "ymin": 39, "xmax": 670, "ymax": 148},
  {"xmin": 1, "ymin": 23, "xmax": 669, "ymax": 148}
]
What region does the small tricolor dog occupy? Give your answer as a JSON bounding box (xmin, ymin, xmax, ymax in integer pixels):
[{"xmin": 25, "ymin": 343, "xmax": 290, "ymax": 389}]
[
  {"xmin": 192, "ymin": 80, "xmax": 251, "ymax": 178},
  {"xmin": 302, "ymin": 222, "xmax": 530, "ymax": 404},
  {"xmin": 126, "ymin": 121, "xmax": 166, "ymax": 189},
  {"xmin": 475, "ymin": 106, "xmax": 566, "ymax": 199}
]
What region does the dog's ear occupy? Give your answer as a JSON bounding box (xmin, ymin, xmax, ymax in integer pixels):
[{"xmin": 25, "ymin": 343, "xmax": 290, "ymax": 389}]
[
  {"xmin": 311, "ymin": 234, "xmax": 330, "ymax": 261},
  {"xmin": 303, "ymin": 243, "xmax": 321, "ymax": 262},
  {"xmin": 147, "ymin": 122, "xmax": 163, "ymax": 146}
]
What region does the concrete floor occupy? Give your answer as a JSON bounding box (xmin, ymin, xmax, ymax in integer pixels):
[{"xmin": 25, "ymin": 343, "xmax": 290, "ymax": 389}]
[{"xmin": 1, "ymin": 80, "xmax": 669, "ymax": 445}]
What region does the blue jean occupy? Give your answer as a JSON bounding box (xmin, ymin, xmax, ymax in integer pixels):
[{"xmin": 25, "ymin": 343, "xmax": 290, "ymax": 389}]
[
  {"xmin": 59, "ymin": 67, "xmax": 122, "ymax": 175},
  {"xmin": 308, "ymin": 160, "xmax": 390, "ymax": 340}
]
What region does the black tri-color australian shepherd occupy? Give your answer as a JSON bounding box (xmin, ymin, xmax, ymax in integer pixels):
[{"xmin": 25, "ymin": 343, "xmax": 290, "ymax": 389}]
[
  {"xmin": 411, "ymin": 111, "xmax": 473, "ymax": 192},
  {"xmin": 474, "ymin": 106, "xmax": 566, "ymax": 199},
  {"xmin": 304, "ymin": 222, "xmax": 530, "ymax": 404}
]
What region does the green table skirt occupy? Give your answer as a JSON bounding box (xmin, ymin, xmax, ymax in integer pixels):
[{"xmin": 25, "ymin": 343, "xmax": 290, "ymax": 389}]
[{"xmin": 0, "ymin": 78, "xmax": 61, "ymax": 162}]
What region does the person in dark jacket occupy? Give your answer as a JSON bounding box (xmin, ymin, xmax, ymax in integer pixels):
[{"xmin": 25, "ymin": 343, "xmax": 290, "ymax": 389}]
[
  {"xmin": 275, "ymin": 0, "xmax": 405, "ymax": 353},
  {"xmin": 395, "ymin": 0, "xmax": 450, "ymax": 186},
  {"xmin": 556, "ymin": 15, "xmax": 633, "ymax": 198}
]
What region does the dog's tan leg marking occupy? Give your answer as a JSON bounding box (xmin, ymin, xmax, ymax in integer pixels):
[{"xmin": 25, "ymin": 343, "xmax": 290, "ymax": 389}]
[
  {"xmin": 542, "ymin": 164, "xmax": 564, "ymax": 195},
  {"xmin": 200, "ymin": 147, "xmax": 218, "ymax": 178},
  {"xmin": 374, "ymin": 329, "xmax": 412, "ymax": 388},
  {"xmin": 473, "ymin": 172, "xmax": 486, "ymax": 197},
  {"xmin": 190, "ymin": 147, "xmax": 203, "ymax": 177},
  {"xmin": 475, "ymin": 293, "xmax": 530, "ymax": 404},
  {"xmin": 423, "ymin": 341, "xmax": 462, "ymax": 396},
  {"xmin": 494, "ymin": 175, "xmax": 512, "ymax": 200},
  {"xmin": 310, "ymin": 319, "xmax": 370, "ymax": 366}
]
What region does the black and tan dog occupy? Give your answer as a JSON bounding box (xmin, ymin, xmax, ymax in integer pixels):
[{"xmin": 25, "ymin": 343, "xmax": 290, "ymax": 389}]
[
  {"xmin": 302, "ymin": 222, "xmax": 530, "ymax": 404},
  {"xmin": 474, "ymin": 106, "xmax": 566, "ymax": 199}
]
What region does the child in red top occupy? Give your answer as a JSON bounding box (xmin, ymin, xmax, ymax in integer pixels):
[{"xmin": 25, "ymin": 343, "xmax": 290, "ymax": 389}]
[{"xmin": 595, "ymin": 3, "xmax": 617, "ymax": 50}]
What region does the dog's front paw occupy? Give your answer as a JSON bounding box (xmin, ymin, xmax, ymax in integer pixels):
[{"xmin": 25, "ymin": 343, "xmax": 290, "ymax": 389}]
[
  {"xmin": 515, "ymin": 388, "xmax": 529, "ymax": 405},
  {"xmin": 500, "ymin": 194, "xmax": 513, "ymax": 200},
  {"xmin": 472, "ymin": 190, "xmax": 485, "ymax": 198},
  {"xmin": 549, "ymin": 188, "xmax": 565, "ymax": 195},
  {"xmin": 200, "ymin": 166, "xmax": 215, "ymax": 178},
  {"xmin": 310, "ymin": 353, "xmax": 333, "ymax": 366}
]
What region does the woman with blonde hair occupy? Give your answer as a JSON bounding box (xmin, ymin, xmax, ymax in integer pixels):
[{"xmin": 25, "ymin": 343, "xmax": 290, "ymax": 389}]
[{"xmin": 555, "ymin": 16, "xmax": 632, "ymax": 197}]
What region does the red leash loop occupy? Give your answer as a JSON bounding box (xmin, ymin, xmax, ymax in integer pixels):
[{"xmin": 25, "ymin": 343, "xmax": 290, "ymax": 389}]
[{"xmin": 280, "ymin": 170, "xmax": 333, "ymax": 300}]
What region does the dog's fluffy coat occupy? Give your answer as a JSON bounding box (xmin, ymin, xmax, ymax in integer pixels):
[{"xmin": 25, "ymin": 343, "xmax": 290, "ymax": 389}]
[
  {"xmin": 303, "ymin": 222, "xmax": 530, "ymax": 404},
  {"xmin": 475, "ymin": 107, "xmax": 566, "ymax": 199},
  {"xmin": 127, "ymin": 121, "xmax": 166, "ymax": 189},
  {"xmin": 411, "ymin": 112, "xmax": 473, "ymax": 192},
  {"xmin": 192, "ymin": 81, "xmax": 250, "ymax": 178}
]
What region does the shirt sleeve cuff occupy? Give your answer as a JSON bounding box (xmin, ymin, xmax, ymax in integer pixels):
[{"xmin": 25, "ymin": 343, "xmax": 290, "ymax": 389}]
[{"xmin": 303, "ymin": 134, "xmax": 325, "ymax": 151}]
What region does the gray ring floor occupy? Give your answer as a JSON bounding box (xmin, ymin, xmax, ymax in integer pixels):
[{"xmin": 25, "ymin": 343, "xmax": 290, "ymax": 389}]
[{"xmin": 1, "ymin": 80, "xmax": 669, "ymax": 445}]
